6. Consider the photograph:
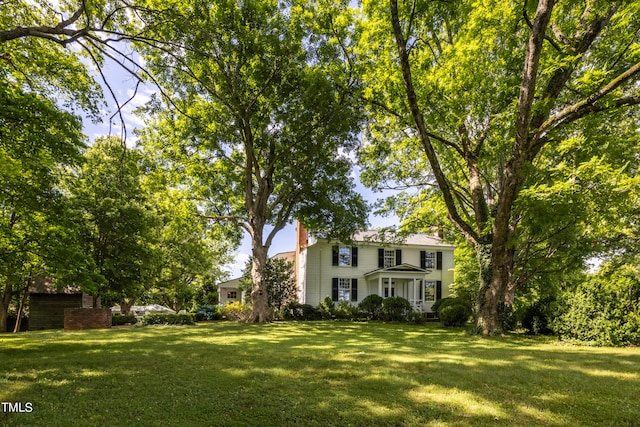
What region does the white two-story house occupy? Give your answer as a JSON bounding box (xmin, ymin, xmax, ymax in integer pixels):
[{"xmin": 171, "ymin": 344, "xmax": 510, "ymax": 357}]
[{"xmin": 295, "ymin": 223, "xmax": 455, "ymax": 313}]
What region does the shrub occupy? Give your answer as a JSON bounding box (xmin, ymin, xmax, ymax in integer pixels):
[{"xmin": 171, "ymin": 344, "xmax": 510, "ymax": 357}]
[
  {"xmin": 194, "ymin": 304, "xmax": 222, "ymax": 321},
  {"xmin": 439, "ymin": 303, "xmax": 470, "ymax": 327},
  {"xmin": 317, "ymin": 297, "xmax": 335, "ymax": 320},
  {"xmin": 334, "ymin": 301, "xmax": 360, "ymax": 320},
  {"xmin": 408, "ymin": 311, "xmax": 426, "ymax": 324},
  {"xmin": 112, "ymin": 313, "xmax": 137, "ymax": 326},
  {"xmin": 285, "ymin": 302, "xmax": 320, "ymax": 320},
  {"xmin": 221, "ymin": 301, "xmax": 252, "ymax": 322},
  {"xmin": 141, "ymin": 313, "xmax": 195, "ymax": 326},
  {"xmin": 554, "ymin": 266, "xmax": 640, "ymax": 346},
  {"xmin": 381, "ymin": 297, "xmax": 413, "ymax": 322},
  {"xmin": 521, "ymin": 297, "xmax": 557, "ymax": 335},
  {"xmin": 358, "ymin": 294, "xmax": 384, "ymax": 320},
  {"xmin": 433, "ymin": 297, "xmax": 472, "ymax": 319}
]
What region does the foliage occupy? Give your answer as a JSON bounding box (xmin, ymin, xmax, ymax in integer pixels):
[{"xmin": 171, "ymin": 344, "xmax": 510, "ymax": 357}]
[
  {"xmin": 440, "ymin": 304, "xmax": 471, "ymax": 328},
  {"xmin": 284, "ymin": 302, "xmax": 320, "ymax": 321},
  {"xmin": 112, "ymin": 314, "xmax": 138, "ymax": 326},
  {"xmin": 407, "ymin": 311, "xmax": 426, "ymax": 324},
  {"xmin": 66, "ymin": 137, "xmax": 160, "ymax": 304},
  {"xmin": 432, "ymin": 297, "xmax": 470, "ymax": 318},
  {"xmin": 318, "ymin": 296, "xmax": 336, "ymax": 320},
  {"xmin": 358, "ymin": 294, "xmax": 384, "ymax": 320},
  {"xmin": 380, "ymin": 296, "xmax": 412, "ymax": 322},
  {"xmin": 554, "ymin": 264, "xmax": 640, "ymax": 346},
  {"xmin": 0, "ymin": 78, "xmax": 96, "ymax": 332},
  {"xmin": 193, "ymin": 304, "xmax": 222, "ymax": 322},
  {"xmin": 141, "ymin": 313, "xmax": 196, "ymax": 326},
  {"xmin": 333, "ymin": 301, "xmax": 360, "ymax": 321},
  {"xmin": 221, "ymin": 301, "xmax": 252, "ymax": 322},
  {"xmin": 521, "ymin": 296, "xmax": 558, "ymax": 336}
]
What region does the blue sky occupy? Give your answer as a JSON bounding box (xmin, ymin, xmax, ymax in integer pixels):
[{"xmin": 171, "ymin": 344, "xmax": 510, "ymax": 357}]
[{"xmin": 83, "ymin": 59, "xmax": 400, "ymax": 280}]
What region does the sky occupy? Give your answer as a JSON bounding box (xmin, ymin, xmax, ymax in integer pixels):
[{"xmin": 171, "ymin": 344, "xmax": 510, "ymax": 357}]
[{"xmin": 83, "ymin": 57, "xmax": 401, "ymax": 280}]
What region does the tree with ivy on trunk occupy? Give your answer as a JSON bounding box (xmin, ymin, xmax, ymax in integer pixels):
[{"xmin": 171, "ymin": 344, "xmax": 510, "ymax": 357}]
[
  {"xmin": 135, "ymin": 0, "xmax": 368, "ymax": 322},
  {"xmin": 358, "ymin": 0, "xmax": 640, "ymax": 335}
]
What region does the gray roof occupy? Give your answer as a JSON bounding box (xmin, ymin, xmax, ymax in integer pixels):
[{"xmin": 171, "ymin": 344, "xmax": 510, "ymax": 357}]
[{"xmin": 351, "ymin": 230, "xmax": 455, "ymax": 248}]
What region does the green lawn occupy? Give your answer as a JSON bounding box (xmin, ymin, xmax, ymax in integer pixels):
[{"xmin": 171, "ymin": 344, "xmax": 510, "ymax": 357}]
[{"xmin": 1, "ymin": 322, "xmax": 638, "ymax": 427}]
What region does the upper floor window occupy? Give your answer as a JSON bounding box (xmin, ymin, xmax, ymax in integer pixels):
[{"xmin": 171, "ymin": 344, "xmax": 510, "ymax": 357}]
[
  {"xmin": 384, "ymin": 249, "xmax": 395, "ymax": 268},
  {"xmin": 378, "ymin": 248, "xmax": 402, "ymax": 268},
  {"xmin": 423, "ymin": 252, "xmax": 435, "ymax": 269},
  {"xmin": 332, "ymin": 246, "xmax": 358, "ymax": 267},
  {"xmin": 339, "ymin": 247, "xmax": 351, "ymax": 266},
  {"xmin": 421, "ymin": 251, "xmax": 443, "ymax": 270}
]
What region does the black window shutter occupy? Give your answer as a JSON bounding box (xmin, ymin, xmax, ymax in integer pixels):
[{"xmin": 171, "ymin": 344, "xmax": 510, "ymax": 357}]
[
  {"xmin": 332, "ymin": 278, "xmax": 339, "ymax": 301},
  {"xmin": 436, "ymin": 252, "xmax": 443, "ymax": 270},
  {"xmin": 332, "ymin": 246, "xmax": 339, "ymax": 266},
  {"xmin": 395, "ymin": 249, "xmax": 402, "ymax": 265},
  {"xmin": 419, "ymin": 280, "xmax": 423, "ymax": 300},
  {"xmin": 378, "ymin": 248, "xmax": 384, "ymax": 268},
  {"xmin": 351, "ymin": 279, "xmax": 358, "ymax": 302},
  {"xmin": 351, "ymin": 247, "xmax": 358, "ymax": 267},
  {"xmin": 436, "ymin": 281, "xmax": 442, "ymax": 300},
  {"xmin": 420, "ymin": 251, "xmax": 426, "ymax": 269}
]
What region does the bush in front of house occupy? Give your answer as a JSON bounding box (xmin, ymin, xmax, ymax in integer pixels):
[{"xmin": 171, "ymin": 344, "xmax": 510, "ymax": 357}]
[
  {"xmin": 317, "ymin": 297, "xmax": 335, "ymax": 320},
  {"xmin": 333, "ymin": 301, "xmax": 361, "ymax": 320},
  {"xmin": 141, "ymin": 313, "xmax": 195, "ymax": 326},
  {"xmin": 358, "ymin": 294, "xmax": 384, "ymax": 320},
  {"xmin": 221, "ymin": 301, "xmax": 252, "ymax": 321},
  {"xmin": 439, "ymin": 303, "xmax": 470, "ymax": 327},
  {"xmin": 194, "ymin": 304, "xmax": 222, "ymax": 321},
  {"xmin": 112, "ymin": 313, "xmax": 137, "ymax": 326},
  {"xmin": 433, "ymin": 297, "xmax": 472, "ymax": 319},
  {"xmin": 380, "ymin": 296, "xmax": 413, "ymax": 322},
  {"xmin": 285, "ymin": 302, "xmax": 321, "ymax": 320}
]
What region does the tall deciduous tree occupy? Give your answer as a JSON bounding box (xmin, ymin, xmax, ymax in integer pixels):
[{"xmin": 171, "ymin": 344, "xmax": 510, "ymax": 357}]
[
  {"xmin": 67, "ymin": 136, "xmax": 160, "ymax": 307},
  {"xmin": 135, "ymin": 0, "xmax": 368, "ymax": 322},
  {"xmin": 358, "ymin": 0, "xmax": 640, "ymax": 335}
]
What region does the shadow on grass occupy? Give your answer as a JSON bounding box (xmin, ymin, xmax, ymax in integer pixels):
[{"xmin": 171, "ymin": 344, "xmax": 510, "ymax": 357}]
[{"xmin": 1, "ymin": 322, "xmax": 639, "ymax": 426}]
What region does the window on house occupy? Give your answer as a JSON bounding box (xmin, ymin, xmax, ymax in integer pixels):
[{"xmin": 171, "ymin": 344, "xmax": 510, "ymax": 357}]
[
  {"xmin": 424, "ymin": 282, "xmax": 436, "ymax": 302},
  {"xmin": 339, "ymin": 247, "xmax": 351, "ymax": 266},
  {"xmin": 227, "ymin": 291, "xmax": 237, "ymax": 299},
  {"xmin": 384, "ymin": 249, "xmax": 395, "ymax": 268},
  {"xmin": 338, "ymin": 278, "xmax": 351, "ymax": 301},
  {"xmin": 423, "ymin": 252, "xmax": 435, "ymax": 269}
]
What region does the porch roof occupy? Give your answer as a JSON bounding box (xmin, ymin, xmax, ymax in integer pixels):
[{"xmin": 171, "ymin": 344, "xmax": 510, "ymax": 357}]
[{"xmin": 363, "ymin": 263, "xmax": 431, "ymax": 278}]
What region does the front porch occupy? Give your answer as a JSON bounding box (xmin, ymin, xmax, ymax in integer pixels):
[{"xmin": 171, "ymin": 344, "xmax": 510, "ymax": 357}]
[{"xmin": 363, "ymin": 264, "xmax": 438, "ymax": 313}]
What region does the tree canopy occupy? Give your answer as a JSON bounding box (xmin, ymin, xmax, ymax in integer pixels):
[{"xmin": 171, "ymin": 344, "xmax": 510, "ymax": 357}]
[
  {"xmin": 134, "ymin": 0, "xmax": 368, "ymax": 321},
  {"xmin": 358, "ymin": 0, "xmax": 640, "ymax": 334}
]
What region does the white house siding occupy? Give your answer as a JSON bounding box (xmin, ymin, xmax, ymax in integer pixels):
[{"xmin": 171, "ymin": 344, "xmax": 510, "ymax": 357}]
[{"xmin": 301, "ymin": 237, "xmax": 455, "ymax": 312}]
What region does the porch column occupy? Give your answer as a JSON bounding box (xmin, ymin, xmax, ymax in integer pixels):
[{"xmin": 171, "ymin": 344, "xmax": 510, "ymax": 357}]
[
  {"xmin": 378, "ymin": 276, "xmax": 382, "ymax": 296},
  {"xmin": 413, "ymin": 278, "xmax": 417, "ymax": 307}
]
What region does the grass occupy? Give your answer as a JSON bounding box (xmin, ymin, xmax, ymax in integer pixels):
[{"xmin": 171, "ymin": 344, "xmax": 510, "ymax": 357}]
[{"xmin": 1, "ymin": 322, "xmax": 639, "ymax": 427}]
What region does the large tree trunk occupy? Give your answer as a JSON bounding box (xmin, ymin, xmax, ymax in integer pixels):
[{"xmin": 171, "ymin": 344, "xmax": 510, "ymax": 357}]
[
  {"xmin": 248, "ymin": 243, "xmax": 270, "ymax": 322},
  {"xmin": 120, "ymin": 298, "xmax": 136, "ymax": 316},
  {"xmin": 0, "ymin": 282, "xmax": 12, "ymax": 333}
]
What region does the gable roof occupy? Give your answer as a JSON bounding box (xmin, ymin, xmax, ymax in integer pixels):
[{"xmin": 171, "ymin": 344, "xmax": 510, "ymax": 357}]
[{"xmin": 351, "ymin": 230, "xmax": 454, "ymax": 248}]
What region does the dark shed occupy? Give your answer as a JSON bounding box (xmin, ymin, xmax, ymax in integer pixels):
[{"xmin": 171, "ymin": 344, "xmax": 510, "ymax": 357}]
[{"xmin": 28, "ymin": 278, "xmax": 93, "ymax": 330}]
